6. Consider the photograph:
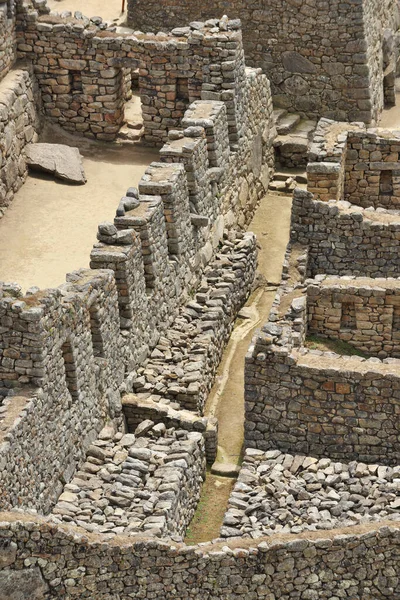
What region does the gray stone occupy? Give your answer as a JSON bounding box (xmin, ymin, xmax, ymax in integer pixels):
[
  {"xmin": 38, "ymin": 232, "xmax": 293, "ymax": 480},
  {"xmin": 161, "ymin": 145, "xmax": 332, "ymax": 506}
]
[
  {"xmin": 282, "ymin": 51, "xmax": 317, "ymax": 74},
  {"xmin": 25, "ymin": 143, "xmax": 86, "ymax": 184},
  {"xmin": 0, "ymin": 568, "xmax": 49, "ymax": 600}
]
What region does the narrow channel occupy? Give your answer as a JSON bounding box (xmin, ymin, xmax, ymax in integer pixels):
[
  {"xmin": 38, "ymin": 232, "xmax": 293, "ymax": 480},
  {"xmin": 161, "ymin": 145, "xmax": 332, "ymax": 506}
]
[{"xmin": 185, "ymin": 188, "xmax": 293, "ymax": 543}]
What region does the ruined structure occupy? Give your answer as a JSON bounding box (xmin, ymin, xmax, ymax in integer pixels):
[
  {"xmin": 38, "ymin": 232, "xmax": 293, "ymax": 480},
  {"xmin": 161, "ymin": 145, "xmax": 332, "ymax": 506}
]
[
  {"xmin": 0, "ymin": 0, "xmax": 399, "ymax": 598},
  {"xmin": 128, "ymin": 0, "xmax": 399, "ymax": 123}
]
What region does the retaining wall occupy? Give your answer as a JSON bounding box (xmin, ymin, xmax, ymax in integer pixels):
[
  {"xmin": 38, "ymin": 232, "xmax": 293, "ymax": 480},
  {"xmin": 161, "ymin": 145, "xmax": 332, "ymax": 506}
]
[{"xmin": 0, "ymin": 514, "xmax": 399, "ymax": 599}]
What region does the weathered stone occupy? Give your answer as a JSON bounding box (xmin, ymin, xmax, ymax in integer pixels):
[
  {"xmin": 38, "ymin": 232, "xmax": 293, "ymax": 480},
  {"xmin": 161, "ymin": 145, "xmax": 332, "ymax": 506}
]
[{"xmin": 25, "ymin": 143, "xmax": 86, "ymax": 184}]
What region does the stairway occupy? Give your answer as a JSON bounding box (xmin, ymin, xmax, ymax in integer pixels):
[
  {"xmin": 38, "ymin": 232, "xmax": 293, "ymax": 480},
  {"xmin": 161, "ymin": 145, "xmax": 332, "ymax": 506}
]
[{"xmin": 273, "ymin": 109, "xmax": 317, "ymax": 168}]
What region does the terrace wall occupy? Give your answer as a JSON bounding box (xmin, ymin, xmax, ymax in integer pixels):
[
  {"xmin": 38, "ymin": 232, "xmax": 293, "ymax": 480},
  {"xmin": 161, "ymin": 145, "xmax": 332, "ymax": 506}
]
[{"xmin": 0, "ymin": 515, "xmax": 398, "ymax": 599}]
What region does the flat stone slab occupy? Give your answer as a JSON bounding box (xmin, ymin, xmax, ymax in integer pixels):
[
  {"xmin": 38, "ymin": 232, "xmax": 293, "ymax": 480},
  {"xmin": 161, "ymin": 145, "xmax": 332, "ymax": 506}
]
[{"xmin": 25, "ymin": 143, "xmax": 86, "ymax": 184}]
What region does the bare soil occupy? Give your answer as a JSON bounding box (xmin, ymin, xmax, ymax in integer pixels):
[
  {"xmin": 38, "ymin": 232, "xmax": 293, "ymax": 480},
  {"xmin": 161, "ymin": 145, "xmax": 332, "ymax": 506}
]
[
  {"xmin": 0, "ymin": 125, "xmax": 158, "ymax": 291},
  {"xmin": 46, "ymin": 0, "xmax": 123, "ymax": 22}
]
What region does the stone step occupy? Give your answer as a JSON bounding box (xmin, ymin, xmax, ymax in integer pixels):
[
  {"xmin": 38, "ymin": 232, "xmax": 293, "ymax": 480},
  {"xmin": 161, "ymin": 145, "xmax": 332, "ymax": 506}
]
[
  {"xmin": 274, "ymin": 171, "xmax": 307, "ymax": 184},
  {"xmin": 118, "ymin": 126, "xmax": 143, "ymax": 142},
  {"xmin": 269, "ymin": 178, "xmax": 296, "ymax": 193},
  {"xmin": 273, "ymin": 108, "xmax": 288, "ymax": 124},
  {"xmin": 276, "ymin": 113, "xmax": 301, "ymax": 135},
  {"xmin": 295, "ymin": 119, "xmax": 318, "ymax": 139}
]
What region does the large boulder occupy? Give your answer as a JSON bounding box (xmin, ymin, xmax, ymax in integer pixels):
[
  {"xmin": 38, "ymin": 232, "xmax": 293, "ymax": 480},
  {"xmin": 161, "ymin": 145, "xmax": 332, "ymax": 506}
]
[{"xmin": 25, "ymin": 143, "xmax": 86, "ymax": 184}]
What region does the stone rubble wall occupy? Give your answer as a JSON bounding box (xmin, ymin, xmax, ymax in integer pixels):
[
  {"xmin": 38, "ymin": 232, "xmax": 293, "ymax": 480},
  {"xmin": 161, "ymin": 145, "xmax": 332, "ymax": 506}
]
[
  {"xmin": 307, "ymin": 275, "xmax": 400, "ymax": 358},
  {"xmin": 127, "ymin": 0, "xmax": 397, "ymax": 124},
  {"xmin": 15, "ymin": 7, "xmax": 251, "ymax": 145},
  {"xmin": 0, "ymin": 269, "xmax": 125, "ymax": 513},
  {"xmin": 306, "ymin": 118, "xmax": 362, "ymax": 203},
  {"xmin": 307, "ymin": 123, "xmax": 400, "ymax": 209},
  {"xmin": 222, "ymin": 448, "xmax": 400, "ymax": 539},
  {"xmin": 245, "ymin": 293, "xmax": 400, "ymax": 465},
  {"xmin": 0, "ymin": 0, "xmax": 16, "ymax": 82},
  {"xmin": 122, "ymin": 394, "xmax": 218, "ymax": 465},
  {"xmin": 345, "ymin": 129, "xmax": 400, "ymax": 209},
  {"xmin": 0, "ymin": 67, "xmax": 40, "ymax": 217},
  {"xmin": 0, "ymin": 514, "xmax": 399, "ymax": 599},
  {"xmin": 130, "ymin": 233, "xmax": 257, "ymax": 413},
  {"xmin": 291, "ymin": 188, "xmax": 400, "ymax": 278},
  {"xmin": 51, "ymin": 422, "xmax": 206, "ymax": 540}
]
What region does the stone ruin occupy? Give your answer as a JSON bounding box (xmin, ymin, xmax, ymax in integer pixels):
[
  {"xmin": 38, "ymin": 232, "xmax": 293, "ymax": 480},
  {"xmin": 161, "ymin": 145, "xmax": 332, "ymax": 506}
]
[{"xmin": 0, "ymin": 0, "xmax": 399, "ymax": 599}]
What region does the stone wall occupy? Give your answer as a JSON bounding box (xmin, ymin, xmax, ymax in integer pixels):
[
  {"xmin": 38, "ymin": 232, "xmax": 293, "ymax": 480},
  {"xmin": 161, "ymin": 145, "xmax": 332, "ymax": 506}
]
[
  {"xmin": 291, "ymin": 189, "xmax": 400, "ymax": 278},
  {"xmin": 15, "ymin": 7, "xmax": 265, "ymax": 145},
  {"xmin": 0, "ymin": 67, "xmax": 40, "ymax": 217},
  {"xmin": 308, "ymin": 276, "xmax": 400, "ymax": 358},
  {"xmin": 122, "ymin": 394, "xmax": 218, "ymax": 465},
  {"xmin": 345, "ymin": 129, "xmax": 400, "ymax": 209},
  {"xmin": 127, "ymin": 0, "xmax": 397, "ymax": 124},
  {"xmin": 0, "ymin": 269, "xmax": 124, "ymax": 513},
  {"xmin": 51, "ymin": 422, "xmax": 206, "ymax": 540},
  {"xmin": 130, "ymin": 233, "xmax": 257, "ymax": 413},
  {"xmin": 245, "ymin": 302, "xmax": 400, "ymax": 465},
  {"xmin": 0, "ymin": 514, "xmax": 399, "ymax": 599},
  {"xmin": 0, "ymin": 0, "xmax": 16, "ymax": 82},
  {"xmin": 307, "ymin": 123, "xmax": 400, "ymax": 208}
]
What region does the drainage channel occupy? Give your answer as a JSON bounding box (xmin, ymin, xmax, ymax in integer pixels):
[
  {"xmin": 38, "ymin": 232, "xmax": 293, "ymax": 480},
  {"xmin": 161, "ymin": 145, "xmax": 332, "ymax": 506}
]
[{"xmin": 185, "ymin": 188, "xmax": 294, "ymax": 544}]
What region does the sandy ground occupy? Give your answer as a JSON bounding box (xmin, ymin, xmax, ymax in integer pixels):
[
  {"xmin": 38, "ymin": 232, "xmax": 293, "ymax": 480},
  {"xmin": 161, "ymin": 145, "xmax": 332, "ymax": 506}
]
[
  {"xmin": 0, "ymin": 129, "xmax": 158, "ymax": 292},
  {"xmin": 46, "ymin": 0, "xmax": 124, "ymax": 22},
  {"xmin": 186, "ymin": 191, "xmax": 293, "ymax": 543},
  {"xmin": 378, "ymin": 79, "xmax": 400, "ymax": 129}
]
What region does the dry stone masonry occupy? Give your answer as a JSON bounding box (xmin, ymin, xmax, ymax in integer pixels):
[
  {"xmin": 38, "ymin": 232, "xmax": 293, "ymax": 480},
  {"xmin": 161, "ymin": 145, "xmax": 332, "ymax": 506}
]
[
  {"xmin": 0, "ymin": 0, "xmax": 400, "ymax": 598},
  {"xmin": 51, "ymin": 422, "xmax": 205, "ymax": 540},
  {"xmin": 128, "ymin": 0, "xmax": 398, "ymax": 124}
]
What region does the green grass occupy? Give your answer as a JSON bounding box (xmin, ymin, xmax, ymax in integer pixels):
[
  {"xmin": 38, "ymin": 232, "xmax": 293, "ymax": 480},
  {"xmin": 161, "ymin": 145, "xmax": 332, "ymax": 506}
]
[
  {"xmin": 185, "ymin": 469, "xmax": 235, "ymax": 545},
  {"xmin": 305, "ymin": 335, "xmax": 369, "ymax": 358}
]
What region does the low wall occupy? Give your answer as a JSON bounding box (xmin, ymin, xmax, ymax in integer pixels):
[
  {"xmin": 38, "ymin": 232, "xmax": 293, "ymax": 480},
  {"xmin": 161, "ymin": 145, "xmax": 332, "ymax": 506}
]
[
  {"xmin": 245, "ymin": 327, "xmax": 400, "ymax": 464},
  {"xmin": 0, "ymin": 67, "xmax": 40, "ymax": 216},
  {"xmin": 222, "ymin": 448, "xmax": 400, "ymax": 539},
  {"xmin": 0, "ymin": 514, "xmax": 399, "ymax": 599},
  {"xmin": 291, "ymin": 189, "xmax": 400, "ymax": 278},
  {"xmin": 122, "ymin": 394, "xmax": 218, "ymax": 465},
  {"xmin": 308, "ymin": 276, "xmax": 400, "ymax": 357}
]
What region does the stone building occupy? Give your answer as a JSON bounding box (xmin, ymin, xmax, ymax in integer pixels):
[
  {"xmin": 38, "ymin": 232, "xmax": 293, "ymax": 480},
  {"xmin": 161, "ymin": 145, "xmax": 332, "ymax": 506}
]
[{"xmin": 128, "ymin": 0, "xmax": 399, "ymax": 124}]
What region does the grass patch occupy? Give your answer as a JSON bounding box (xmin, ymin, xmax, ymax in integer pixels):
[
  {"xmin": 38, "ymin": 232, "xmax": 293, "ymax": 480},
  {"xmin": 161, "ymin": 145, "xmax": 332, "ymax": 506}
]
[
  {"xmin": 305, "ymin": 335, "xmax": 369, "ymax": 358},
  {"xmin": 185, "ymin": 469, "xmax": 235, "ymax": 545}
]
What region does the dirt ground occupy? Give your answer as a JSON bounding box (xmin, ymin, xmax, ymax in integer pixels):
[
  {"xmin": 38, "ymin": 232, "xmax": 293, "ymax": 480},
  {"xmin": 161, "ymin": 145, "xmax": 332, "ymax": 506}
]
[
  {"xmin": 0, "ymin": 126, "xmax": 158, "ymax": 291},
  {"xmin": 46, "ymin": 0, "xmax": 124, "ymax": 22},
  {"xmin": 379, "ymin": 78, "xmax": 400, "ymax": 129}
]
